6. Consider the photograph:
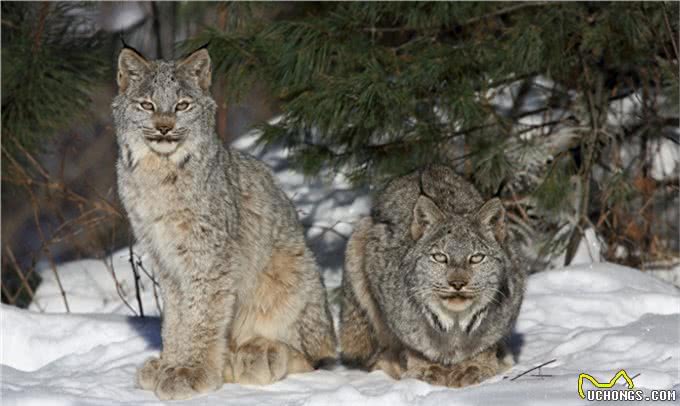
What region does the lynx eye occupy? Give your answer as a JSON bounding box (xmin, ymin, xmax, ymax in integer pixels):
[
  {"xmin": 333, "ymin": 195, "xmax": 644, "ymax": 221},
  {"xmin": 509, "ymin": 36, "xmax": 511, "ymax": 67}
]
[
  {"xmin": 469, "ymin": 253, "xmax": 486, "ymax": 264},
  {"xmin": 140, "ymin": 101, "xmax": 154, "ymax": 111},
  {"xmin": 431, "ymin": 253, "xmax": 448, "ymax": 263},
  {"xmin": 175, "ymin": 101, "xmax": 190, "ymax": 111}
]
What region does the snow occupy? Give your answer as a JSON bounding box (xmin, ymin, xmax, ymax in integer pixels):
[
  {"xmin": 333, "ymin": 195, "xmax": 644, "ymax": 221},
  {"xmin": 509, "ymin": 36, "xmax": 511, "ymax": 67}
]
[
  {"xmin": 4, "ymin": 132, "xmax": 680, "ymax": 405},
  {"xmin": 3, "ymin": 263, "xmax": 679, "ymax": 405}
]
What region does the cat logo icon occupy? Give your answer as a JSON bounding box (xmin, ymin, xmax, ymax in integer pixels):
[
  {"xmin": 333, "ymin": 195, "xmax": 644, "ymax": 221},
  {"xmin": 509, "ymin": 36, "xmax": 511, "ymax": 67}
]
[{"xmin": 578, "ymin": 370, "xmax": 635, "ymax": 399}]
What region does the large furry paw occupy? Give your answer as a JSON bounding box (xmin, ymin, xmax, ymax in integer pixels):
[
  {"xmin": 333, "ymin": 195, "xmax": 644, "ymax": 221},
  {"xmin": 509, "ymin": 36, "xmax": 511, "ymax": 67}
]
[
  {"xmin": 403, "ymin": 364, "xmax": 449, "ymax": 386},
  {"xmin": 231, "ymin": 337, "xmax": 312, "ymax": 385},
  {"xmin": 136, "ymin": 357, "xmax": 162, "ymax": 390},
  {"xmin": 154, "ymin": 364, "xmax": 222, "ymax": 400},
  {"xmin": 446, "ymin": 363, "xmax": 496, "ymax": 388},
  {"xmin": 402, "ymin": 349, "xmax": 498, "ymax": 388}
]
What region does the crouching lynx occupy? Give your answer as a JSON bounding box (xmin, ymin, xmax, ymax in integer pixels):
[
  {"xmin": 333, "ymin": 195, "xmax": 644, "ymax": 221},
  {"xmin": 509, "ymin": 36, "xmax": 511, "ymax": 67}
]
[
  {"xmin": 113, "ymin": 47, "xmax": 336, "ymax": 400},
  {"xmin": 340, "ymin": 165, "xmax": 525, "ymax": 387}
]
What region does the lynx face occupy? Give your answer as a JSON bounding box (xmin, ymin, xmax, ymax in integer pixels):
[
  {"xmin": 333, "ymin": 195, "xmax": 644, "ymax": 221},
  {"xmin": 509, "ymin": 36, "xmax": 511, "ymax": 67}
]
[
  {"xmin": 112, "ymin": 47, "xmax": 215, "ymax": 157},
  {"xmin": 405, "ymin": 196, "xmax": 508, "ymax": 332}
]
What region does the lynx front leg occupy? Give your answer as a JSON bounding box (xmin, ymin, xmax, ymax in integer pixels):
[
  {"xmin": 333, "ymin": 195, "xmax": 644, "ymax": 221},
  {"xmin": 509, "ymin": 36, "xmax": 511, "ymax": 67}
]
[
  {"xmin": 154, "ymin": 282, "xmax": 235, "ymax": 400},
  {"xmin": 136, "ymin": 262, "xmax": 183, "ymax": 390}
]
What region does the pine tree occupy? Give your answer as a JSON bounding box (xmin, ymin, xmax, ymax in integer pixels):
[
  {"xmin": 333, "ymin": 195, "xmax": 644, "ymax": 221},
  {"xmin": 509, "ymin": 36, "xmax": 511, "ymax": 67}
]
[
  {"xmin": 1, "ymin": 2, "xmax": 111, "ymax": 307},
  {"xmin": 195, "ymin": 2, "xmax": 679, "ymax": 267},
  {"xmin": 1, "ymin": 2, "xmax": 109, "ymax": 156}
]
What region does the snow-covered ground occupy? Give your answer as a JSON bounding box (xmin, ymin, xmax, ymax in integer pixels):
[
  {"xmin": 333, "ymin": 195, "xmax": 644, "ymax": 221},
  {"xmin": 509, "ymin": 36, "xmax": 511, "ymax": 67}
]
[
  {"xmin": 2, "ymin": 133, "xmax": 679, "ymax": 405},
  {"xmin": 3, "ymin": 263, "xmax": 679, "ymax": 405}
]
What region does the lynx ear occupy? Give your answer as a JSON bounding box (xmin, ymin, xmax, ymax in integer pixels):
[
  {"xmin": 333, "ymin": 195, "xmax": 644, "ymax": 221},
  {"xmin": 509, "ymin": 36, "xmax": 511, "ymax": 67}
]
[
  {"xmin": 476, "ymin": 198, "xmax": 506, "ymax": 243},
  {"xmin": 410, "ymin": 195, "xmax": 445, "ymax": 240},
  {"xmin": 117, "ymin": 48, "xmax": 150, "ymax": 93},
  {"xmin": 177, "ymin": 48, "xmax": 211, "ymax": 91}
]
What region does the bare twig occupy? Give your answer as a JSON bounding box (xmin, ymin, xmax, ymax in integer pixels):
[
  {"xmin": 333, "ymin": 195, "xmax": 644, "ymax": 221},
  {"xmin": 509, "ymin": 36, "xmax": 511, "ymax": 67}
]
[
  {"xmin": 32, "ymin": 2, "xmax": 50, "ymax": 52},
  {"xmin": 129, "ymin": 244, "xmax": 144, "ymax": 318},
  {"xmin": 134, "ymin": 256, "xmax": 162, "ymax": 315},
  {"xmin": 5, "ymin": 247, "xmax": 42, "ymax": 311},
  {"xmin": 134, "ymin": 256, "xmax": 160, "ymax": 287},
  {"xmin": 103, "ymin": 255, "xmax": 137, "ymax": 316},
  {"xmin": 1, "ymin": 283, "xmax": 16, "ymax": 305},
  {"xmin": 510, "ymin": 359, "xmax": 557, "ymax": 381},
  {"xmin": 661, "ymin": 3, "xmax": 679, "ymax": 61}
]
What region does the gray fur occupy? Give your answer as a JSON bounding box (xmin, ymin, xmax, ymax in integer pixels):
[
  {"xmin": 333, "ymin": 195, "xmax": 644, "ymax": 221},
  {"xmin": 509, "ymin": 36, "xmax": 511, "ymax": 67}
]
[
  {"xmin": 113, "ymin": 48, "xmax": 336, "ymax": 400},
  {"xmin": 340, "ymin": 165, "xmax": 525, "ymax": 387}
]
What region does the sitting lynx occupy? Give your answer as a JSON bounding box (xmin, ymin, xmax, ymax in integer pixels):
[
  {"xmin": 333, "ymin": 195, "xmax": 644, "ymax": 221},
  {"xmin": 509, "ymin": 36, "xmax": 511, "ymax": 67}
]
[
  {"xmin": 340, "ymin": 165, "xmax": 525, "ymax": 387},
  {"xmin": 113, "ymin": 46, "xmax": 336, "ymax": 400}
]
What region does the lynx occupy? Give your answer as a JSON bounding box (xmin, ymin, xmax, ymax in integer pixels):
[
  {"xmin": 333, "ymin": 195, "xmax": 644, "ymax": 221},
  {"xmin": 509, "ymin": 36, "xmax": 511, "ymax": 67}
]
[
  {"xmin": 113, "ymin": 46, "xmax": 336, "ymax": 400},
  {"xmin": 340, "ymin": 165, "xmax": 525, "ymax": 387}
]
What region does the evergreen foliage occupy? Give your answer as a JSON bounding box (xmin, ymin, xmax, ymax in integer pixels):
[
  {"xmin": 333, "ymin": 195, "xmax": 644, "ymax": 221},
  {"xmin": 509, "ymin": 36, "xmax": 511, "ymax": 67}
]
[
  {"xmin": 197, "ymin": 2, "xmax": 677, "ymax": 182},
  {"xmin": 197, "ymin": 2, "xmax": 678, "ymax": 266},
  {"xmin": 1, "ymin": 2, "xmax": 109, "ymax": 155}
]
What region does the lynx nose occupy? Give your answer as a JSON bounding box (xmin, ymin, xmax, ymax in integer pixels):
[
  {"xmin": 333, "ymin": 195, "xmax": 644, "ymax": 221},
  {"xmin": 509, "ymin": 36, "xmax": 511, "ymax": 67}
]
[
  {"xmin": 448, "ymin": 279, "xmax": 467, "ymax": 291},
  {"xmin": 156, "ymin": 124, "xmax": 173, "ymax": 135}
]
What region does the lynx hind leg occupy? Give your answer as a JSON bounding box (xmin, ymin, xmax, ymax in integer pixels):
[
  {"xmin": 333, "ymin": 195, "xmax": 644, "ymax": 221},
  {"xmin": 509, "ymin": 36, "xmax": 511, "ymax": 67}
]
[
  {"xmin": 339, "ymin": 275, "xmax": 379, "ymax": 369},
  {"xmin": 339, "ymin": 289, "xmax": 402, "ymax": 379},
  {"xmin": 294, "ymin": 249, "xmax": 337, "ymax": 366},
  {"xmin": 230, "ymin": 337, "xmax": 313, "ymax": 385},
  {"xmin": 340, "ymin": 217, "xmax": 380, "ymax": 369}
]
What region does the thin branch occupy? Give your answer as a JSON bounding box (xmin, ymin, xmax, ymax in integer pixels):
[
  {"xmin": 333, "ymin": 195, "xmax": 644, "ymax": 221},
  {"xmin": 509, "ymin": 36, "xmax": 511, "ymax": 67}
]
[
  {"xmin": 134, "ymin": 256, "xmax": 162, "ymax": 314},
  {"xmin": 364, "ymin": 2, "xmax": 552, "ymax": 34},
  {"xmin": 661, "ymin": 3, "xmax": 679, "ymax": 61},
  {"xmin": 151, "ymin": 2, "xmax": 163, "ymax": 59},
  {"xmin": 510, "ymin": 359, "xmax": 557, "ymax": 381},
  {"xmin": 462, "ymin": 2, "xmax": 552, "ymax": 27},
  {"xmin": 103, "ymin": 255, "xmax": 138, "ymax": 316},
  {"xmin": 129, "ymin": 244, "xmax": 144, "ymax": 318},
  {"xmin": 5, "ymin": 246, "xmax": 42, "ymax": 311},
  {"xmin": 32, "ymin": 2, "xmax": 50, "ymax": 52}
]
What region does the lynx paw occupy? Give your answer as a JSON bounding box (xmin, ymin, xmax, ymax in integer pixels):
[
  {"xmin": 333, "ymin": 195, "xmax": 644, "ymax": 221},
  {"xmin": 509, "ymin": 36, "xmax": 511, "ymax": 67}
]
[
  {"xmin": 136, "ymin": 357, "xmax": 162, "ymax": 390},
  {"xmin": 446, "ymin": 364, "xmax": 496, "ymax": 388},
  {"xmin": 403, "ymin": 364, "xmax": 449, "ymax": 386},
  {"xmin": 154, "ymin": 364, "xmax": 222, "ymax": 400},
  {"xmin": 231, "ymin": 337, "xmax": 311, "ymax": 385}
]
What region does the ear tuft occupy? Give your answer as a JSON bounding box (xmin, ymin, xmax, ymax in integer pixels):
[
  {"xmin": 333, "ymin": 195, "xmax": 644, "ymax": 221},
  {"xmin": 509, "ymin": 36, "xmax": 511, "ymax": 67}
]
[
  {"xmin": 410, "ymin": 195, "xmax": 445, "ymax": 241},
  {"xmin": 117, "ymin": 48, "xmax": 150, "ymax": 93},
  {"xmin": 476, "ymin": 198, "xmax": 506, "ymax": 243},
  {"xmin": 177, "ymin": 48, "xmax": 211, "ymax": 91}
]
